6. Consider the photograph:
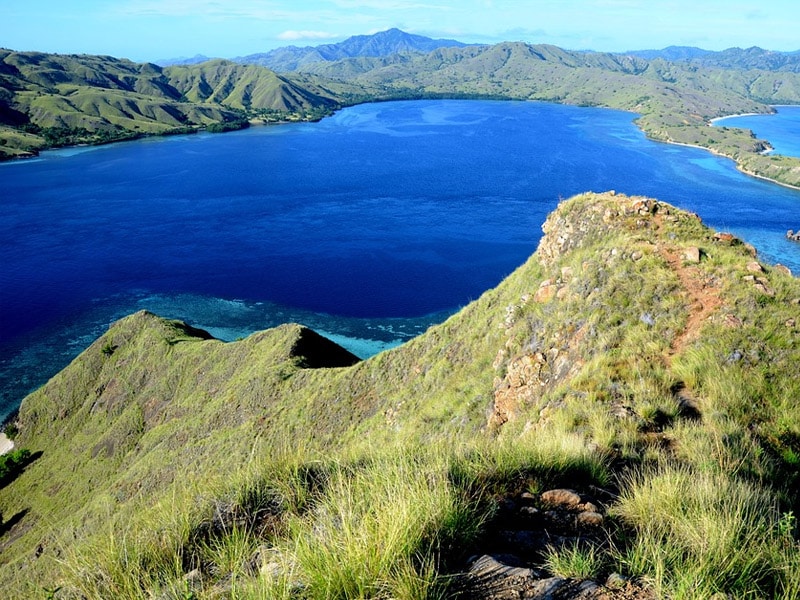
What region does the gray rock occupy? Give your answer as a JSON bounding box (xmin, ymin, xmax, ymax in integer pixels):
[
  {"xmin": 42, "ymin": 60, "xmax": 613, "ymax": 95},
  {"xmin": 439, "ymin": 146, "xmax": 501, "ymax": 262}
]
[
  {"xmin": 684, "ymin": 246, "xmax": 701, "ymax": 263},
  {"xmin": 605, "ymin": 572, "xmax": 628, "ymax": 589},
  {"xmin": 460, "ymin": 554, "xmax": 601, "ymax": 599}
]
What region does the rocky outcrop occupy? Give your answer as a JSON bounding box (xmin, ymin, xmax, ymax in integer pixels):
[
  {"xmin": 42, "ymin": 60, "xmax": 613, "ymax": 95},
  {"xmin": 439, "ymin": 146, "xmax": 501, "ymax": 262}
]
[
  {"xmin": 452, "ymin": 487, "xmax": 655, "ymax": 599},
  {"xmin": 460, "ymin": 555, "xmax": 602, "ymax": 600}
]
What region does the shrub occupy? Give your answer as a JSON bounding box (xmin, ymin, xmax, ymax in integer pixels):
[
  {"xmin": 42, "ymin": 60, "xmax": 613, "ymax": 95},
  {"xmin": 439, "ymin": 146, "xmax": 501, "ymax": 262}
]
[{"xmin": 0, "ymin": 448, "xmax": 32, "ymax": 484}]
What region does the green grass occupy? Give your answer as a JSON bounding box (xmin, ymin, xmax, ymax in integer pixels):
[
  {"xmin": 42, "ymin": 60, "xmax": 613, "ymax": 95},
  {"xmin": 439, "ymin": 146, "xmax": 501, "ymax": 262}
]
[
  {"xmin": 613, "ymin": 466, "xmax": 799, "ymax": 599},
  {"xmin": 1, "ymin": 193, "xmax": 799, "ymax": 598},
  {"xmin": 544, "ymin": 542, "xmax": 607, "ymax": 580},
  {"xmin": 53, "ymin": 435, "xmax": 607, "ymax": 599}
]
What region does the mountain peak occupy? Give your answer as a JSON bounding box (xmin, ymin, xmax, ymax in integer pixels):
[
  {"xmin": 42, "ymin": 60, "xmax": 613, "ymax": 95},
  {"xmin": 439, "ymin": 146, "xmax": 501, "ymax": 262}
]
[{"xmin": 234, "ymin": 28, "xmax": 468, "ymax": 72}]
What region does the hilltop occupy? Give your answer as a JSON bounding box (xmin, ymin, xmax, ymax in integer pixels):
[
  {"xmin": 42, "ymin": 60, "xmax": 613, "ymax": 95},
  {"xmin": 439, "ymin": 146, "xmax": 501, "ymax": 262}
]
[
  {"xmin": 1, "ymin": 192, "xmax": 798, "ymax": 599},
  {"xmin": 233, "ymin": 28, "xmax": 469, "ymax": 73}
]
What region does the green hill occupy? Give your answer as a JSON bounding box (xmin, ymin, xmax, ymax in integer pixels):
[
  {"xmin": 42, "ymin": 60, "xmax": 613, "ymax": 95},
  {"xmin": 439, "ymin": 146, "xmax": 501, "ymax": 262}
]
[
  {"xmin": 2, "ymin": 192, "xmax": 798, "ymax": 599},
  {"xmin": 0, "ymin": 51, "xmax": 350, "ymax": 159}
]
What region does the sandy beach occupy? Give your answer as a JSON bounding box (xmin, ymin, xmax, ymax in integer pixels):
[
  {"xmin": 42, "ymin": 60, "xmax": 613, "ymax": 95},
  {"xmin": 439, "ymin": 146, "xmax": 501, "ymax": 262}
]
[
  {"xmin": 710, "ymin": 112, "xmax": 769, "ymax": 124},
  {"xmin": 0, "ymin": 432, "xmax": 14, "ymax": 455}
]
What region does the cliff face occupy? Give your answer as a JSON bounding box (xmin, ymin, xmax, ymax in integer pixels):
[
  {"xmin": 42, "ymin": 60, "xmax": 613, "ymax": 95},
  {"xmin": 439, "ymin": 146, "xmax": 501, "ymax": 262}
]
[{"xmin": 2, "ymin": 192, "xmax": 799, "ymax": 598}]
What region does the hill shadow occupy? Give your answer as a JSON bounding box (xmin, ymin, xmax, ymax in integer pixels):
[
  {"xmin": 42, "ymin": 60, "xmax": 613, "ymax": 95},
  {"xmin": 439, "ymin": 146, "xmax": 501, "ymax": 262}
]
[{"xmin": 0, "ymin": 450, "xmax": 43, "ymax": 489}]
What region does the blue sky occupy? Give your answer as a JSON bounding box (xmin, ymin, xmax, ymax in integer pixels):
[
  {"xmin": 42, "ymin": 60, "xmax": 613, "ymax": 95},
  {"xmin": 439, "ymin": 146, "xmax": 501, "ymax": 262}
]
[{"xmin": 3, "ymin": 0, "xmax": 798, "ymax": 62}]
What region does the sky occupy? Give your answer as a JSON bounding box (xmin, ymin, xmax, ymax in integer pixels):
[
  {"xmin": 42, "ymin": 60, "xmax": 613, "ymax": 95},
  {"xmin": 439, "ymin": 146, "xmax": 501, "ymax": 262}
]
[{"xmin": 2, "ymin": 0, "xmax": 799, "ymax": 63}]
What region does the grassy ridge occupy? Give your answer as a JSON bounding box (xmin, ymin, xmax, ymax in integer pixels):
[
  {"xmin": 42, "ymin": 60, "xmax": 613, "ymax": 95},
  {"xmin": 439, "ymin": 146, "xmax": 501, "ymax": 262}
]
[{"xmin": 1, "ymin": 192, "xmax": 798, "ymax": 598}]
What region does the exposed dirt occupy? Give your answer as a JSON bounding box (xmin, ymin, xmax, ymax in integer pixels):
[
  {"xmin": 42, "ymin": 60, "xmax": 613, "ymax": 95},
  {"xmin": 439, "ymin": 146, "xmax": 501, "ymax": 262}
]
[{"xmin": 653, "ymin": 214, "xmax": 724, "ymax": 362}]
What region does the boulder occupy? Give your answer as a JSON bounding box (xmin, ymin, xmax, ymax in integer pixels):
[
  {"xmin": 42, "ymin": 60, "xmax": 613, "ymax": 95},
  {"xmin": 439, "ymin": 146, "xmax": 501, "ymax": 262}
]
[
  {"xmin": 684, "ymin": 246, "xmax": 701, "ymax": 263},
  {"xmin": 746, "ymin": 261, "xmax": 764, "ymax": 273},
  {"xmin": 541, "ymin": 489, "xmax": 582, "ymax": 509}
]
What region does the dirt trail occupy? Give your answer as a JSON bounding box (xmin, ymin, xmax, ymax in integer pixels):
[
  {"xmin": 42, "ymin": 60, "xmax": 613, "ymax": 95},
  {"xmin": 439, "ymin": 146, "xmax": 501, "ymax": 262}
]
[{"xmin": 653, "ymin": 214, "xmax": 723, "ymax": 362}]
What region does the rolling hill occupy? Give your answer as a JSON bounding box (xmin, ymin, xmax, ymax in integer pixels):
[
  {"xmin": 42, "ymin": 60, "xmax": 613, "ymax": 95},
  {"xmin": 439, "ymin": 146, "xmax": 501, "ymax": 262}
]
[{"xmin": 0, "ymin": 50, "xmax": 351, "ymax": 159}]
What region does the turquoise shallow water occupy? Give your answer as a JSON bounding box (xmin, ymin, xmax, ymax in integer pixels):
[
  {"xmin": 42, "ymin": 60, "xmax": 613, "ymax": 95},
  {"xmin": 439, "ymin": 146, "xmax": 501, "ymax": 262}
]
[
  {"xmin": 713, "ymin": 105, "xmax": 800, "ymax": 158},
  {"xmin": 2, "ymin": 99, "xmax": 799, "ymax": 420}
]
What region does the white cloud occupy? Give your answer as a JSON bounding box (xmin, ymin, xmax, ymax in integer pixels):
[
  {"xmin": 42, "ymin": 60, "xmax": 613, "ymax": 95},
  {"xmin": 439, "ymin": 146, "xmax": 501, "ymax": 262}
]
[
  {"xmin": 114, "ymin": 1, "xmax": 313, "ymax": 20},
  {"xmin": 278, "ymin": 30, "xmax": 339, "ymax": 40}
]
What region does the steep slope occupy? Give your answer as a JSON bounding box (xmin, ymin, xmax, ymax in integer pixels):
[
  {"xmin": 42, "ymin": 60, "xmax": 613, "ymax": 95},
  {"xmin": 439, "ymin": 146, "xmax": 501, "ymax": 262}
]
[
  {"xmin": 163, "ymin": 59, "xmax": 342, "ymax": 112},
  {"xmin": 235, "ymin": 28, "xmax": 468, "ymax": 72},
  {"xmin": 1, "ymin": 192, "xmax": 799, "ymax": 598}
]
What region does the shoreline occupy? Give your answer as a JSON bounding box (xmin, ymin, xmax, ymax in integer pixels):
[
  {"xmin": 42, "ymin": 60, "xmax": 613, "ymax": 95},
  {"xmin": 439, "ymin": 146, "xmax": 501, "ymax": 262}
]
[
  {"xmin": 0, "ymin": 432, "xmax": 14, "ymax": 455},
  {"xmin": 710, "ymin": 112, "xmax": 767, "ymax": 124},
  {"xmin": 651, "ymin": 135, "xmax": 800, "ymax": 192}
]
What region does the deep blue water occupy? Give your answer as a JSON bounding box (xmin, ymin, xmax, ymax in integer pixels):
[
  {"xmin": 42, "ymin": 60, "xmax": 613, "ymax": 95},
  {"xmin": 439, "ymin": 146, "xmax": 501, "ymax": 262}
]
[
  {"xmin": 2, "ymin": 99, "xmax": 800, "ymax": 420},
  {"xmin": 713, "ymin": 106, "xmax": 800, "ymax": 158}
]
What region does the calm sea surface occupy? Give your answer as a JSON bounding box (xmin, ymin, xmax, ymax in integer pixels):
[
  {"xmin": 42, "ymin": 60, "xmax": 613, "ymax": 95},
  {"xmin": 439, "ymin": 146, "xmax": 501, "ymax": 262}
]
[
  {"xmin": 2, "ymin": 99, "xmax": 799, "ymax": 419},
  {"xmin": 713, "ymin": 106, "xmax": 800, "ymax": 158}
]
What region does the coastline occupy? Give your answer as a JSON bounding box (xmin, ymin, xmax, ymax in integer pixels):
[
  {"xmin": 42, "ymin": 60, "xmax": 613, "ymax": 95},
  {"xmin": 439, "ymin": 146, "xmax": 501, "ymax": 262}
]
[
  {"xmin": 710, "ymin": 112, "xmax": 767, "ymax": 124},
  {"xmin": 649, "ymin": 135, "xmax": 800, "ymax": 192},
  {"xmin": 0, "ymin": 432, "xmax": 14, "ymax": 455}
]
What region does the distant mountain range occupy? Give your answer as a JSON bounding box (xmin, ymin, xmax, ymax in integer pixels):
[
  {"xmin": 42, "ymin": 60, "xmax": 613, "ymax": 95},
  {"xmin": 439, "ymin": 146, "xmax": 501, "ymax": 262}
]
[
  {"xmin": 155, "ymin": 53, "xmax": 215, "ymax": 67},
  {"xmin": 232, "ymin": 27, "xmax": 470, "ymax": 72},
  {"xmin": 157, "ymin": 29, "xmax": 800, "ymax": 74},
  {"xmin": 624, "ymin": 45, "xmax": 800, "ymax": 72},
  {"xmin": 622, "ymin": 45, "xmax": 715, "ymax": 61}
]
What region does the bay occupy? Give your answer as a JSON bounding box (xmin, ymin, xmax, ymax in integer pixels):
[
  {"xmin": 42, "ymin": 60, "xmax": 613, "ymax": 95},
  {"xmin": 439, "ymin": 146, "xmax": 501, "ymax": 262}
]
[
  {"xmin": 713, "ymin": 105, "xmax": 800, "ymax": 158},
  {"xmin": 2, "ymin": 99, "xmax": 799, "ymax": 420}
]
